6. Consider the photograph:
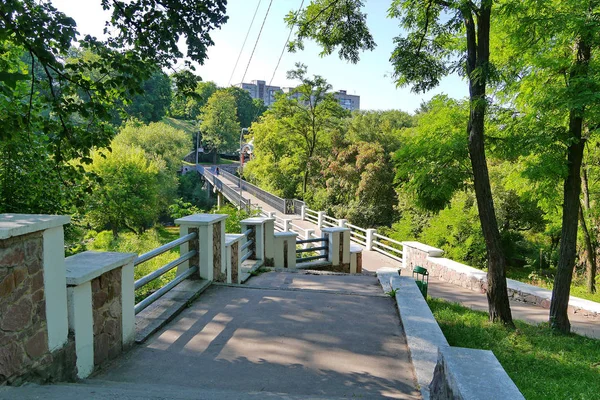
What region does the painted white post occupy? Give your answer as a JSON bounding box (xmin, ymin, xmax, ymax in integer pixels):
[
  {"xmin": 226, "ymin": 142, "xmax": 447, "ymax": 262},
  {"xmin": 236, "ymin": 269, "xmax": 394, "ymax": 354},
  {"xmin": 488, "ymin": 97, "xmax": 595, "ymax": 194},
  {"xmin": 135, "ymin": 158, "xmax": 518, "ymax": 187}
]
[
  {"xmin": 65, "ymin": 251, "xmax": 136, "ymax": 378},
  {"xmin": 300, "ymin": 205, "xmax": 306, "ymax": 220},
  {"xmin": 317, "ymin": 211, "xmax": 325, "ymax": 229},
  {"xmin": 282, "ymin": 219, "xmax": 292, "ymax": 232},
  {"xmin": 304, "ymin": 229, "xmax": 315, "ymax": 249},
  {"xmin": 338, "ymin": 219, "xmax": 347, "ymax": 228},
  {"xmin": 217, "ymin": 192, "xmax": 223, "ymax": 209},
  {"xmin": 241, "ymin": 217, "xmax": 269, "ymax": 264},
  {"xmin": 322, "ymin": 227, "xmax": 351, "ymax": 271},
  {"xmin": 273, "ymin": 231, "xmax": 298, "ymax": 269},
  {"xmin": 268, "ymin": 211, "xmax": 276, "ymax": 219},
  {"xmin": 175, "ymin": 214, "xmax": 228, "ymax": 281},
  {"xmin": 263, "ymin": 217, "xmax": 275, "ymax": 266},
  {"xmin": 366, "ymin": 228, "xmax": 377, "ymax": 251}
]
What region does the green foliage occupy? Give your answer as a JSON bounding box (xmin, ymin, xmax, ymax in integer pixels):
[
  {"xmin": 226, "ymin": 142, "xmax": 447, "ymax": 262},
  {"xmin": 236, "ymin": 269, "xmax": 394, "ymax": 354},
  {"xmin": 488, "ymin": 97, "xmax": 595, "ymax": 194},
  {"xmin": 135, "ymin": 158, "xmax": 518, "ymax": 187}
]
[
  {"xmin": 168, "ymin": 199, "xmax": 201, "ymax": 220},
  {"xmin": 85, "ymin": 143, "xmax": 162, "ymax": 236},
  {"xmin": 223, "ymin": 86, "xmax": 266, "ymax": 128},
  {"xmin": 199, "ymin": 90, "xmax": 240, "ymax": 157},
  {"xmin": 88, "ymin": 227, "xmax": 180, "ymax": 303},
  {"xmin": 170, "ymin": 79, "xmax": 218, "ymax": 120},
  {"xmin": 177, "ymin": 173, "xmax": 215, "ymax": 210},
  {"xmin": 124, "ymin": 71, "xmax": 172, "ymax": 124},
  {"xmin": 394, "ymin": 95, "xmax": 470, "ymax": 211},
  {"xmin": 213, "ymin": 204, "xmax": 257, "ymax": 233},
  {"xmin": 429, "ymin": 298, "xmax": 600, "ymax": 400}
]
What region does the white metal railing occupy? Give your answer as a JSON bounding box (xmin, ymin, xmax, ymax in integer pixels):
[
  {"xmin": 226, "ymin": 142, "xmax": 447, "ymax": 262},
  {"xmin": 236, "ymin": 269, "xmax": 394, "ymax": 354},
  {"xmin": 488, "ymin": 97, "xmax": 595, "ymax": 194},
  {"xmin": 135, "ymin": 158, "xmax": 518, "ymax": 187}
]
[
  {"xmin": 240, "ymin": 228, "xmax": 254, "ymax": 263},
  {"xmin": 134, "ymin": 232, "xmax": 198, "ymax": 315},
  {"xmin": 371, "ymin": 232, "xmax": 403, "ymax": 262},
  {"xmin": 289, "ymin": 222, "xmax": 310, "ymax": 239}
]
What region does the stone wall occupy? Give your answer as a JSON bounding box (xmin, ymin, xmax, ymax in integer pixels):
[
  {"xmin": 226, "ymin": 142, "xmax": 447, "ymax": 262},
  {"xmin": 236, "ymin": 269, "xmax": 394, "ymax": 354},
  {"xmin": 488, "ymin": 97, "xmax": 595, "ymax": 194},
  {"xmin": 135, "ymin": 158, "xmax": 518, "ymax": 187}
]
[
  {"xmin": 0, "ymin": 232, "xmax": 75, "ymax": 384},
  {"xmin": 231, "ymin": 242, "xmax": 239, "ymax": 283},
  {"xmin": 402, "ymin": 242, "xmax": 600, "ymax": 319},
  {"xmin": 212, "ymin": 222, "xmax": 226, "ymax": 283},
  {"xmin": 91, "ymin": 269, "xmax": 122, "ymax": 368}
]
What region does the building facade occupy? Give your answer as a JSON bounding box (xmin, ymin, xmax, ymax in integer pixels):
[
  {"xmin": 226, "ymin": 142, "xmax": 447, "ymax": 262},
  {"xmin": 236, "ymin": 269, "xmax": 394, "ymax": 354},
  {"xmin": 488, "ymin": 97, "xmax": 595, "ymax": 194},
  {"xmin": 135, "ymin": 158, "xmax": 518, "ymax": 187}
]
[{"xmin": 237, "ymin": 81, "xmax": 360, "ymax": 110}]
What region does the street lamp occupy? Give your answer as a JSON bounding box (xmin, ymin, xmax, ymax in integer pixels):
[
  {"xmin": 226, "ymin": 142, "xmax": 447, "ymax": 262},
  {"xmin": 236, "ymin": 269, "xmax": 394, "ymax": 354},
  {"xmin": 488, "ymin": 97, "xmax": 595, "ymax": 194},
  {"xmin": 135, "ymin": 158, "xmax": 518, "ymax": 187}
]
[{"xmin": 239, "ymin": 128, "xmax": 249, "ymax": 210}]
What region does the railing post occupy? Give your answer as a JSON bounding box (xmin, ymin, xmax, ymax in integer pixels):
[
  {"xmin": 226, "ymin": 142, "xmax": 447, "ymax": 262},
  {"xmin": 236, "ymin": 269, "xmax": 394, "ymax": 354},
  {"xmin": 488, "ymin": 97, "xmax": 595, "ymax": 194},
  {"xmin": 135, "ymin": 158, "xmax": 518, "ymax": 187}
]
[
  {"xmin": 338, "ymin": 219, "xmax": 347, "ymax": 228},
  {"xmin": 273, "ymin": 232, "xmax": 298, "ymax": 269},
  {"xmin": 240, "ymin": 217, "xmax": 269, "ymax": 264},
  {"xmin": 225, "ymin": 234, "xmax": 244, "ymax": 284},
  {"xmin": 304, "ymin": 229, "xmax": 315, "ymax": 249},
  {"xmin": 300, "ymin": 205, "xmax": 306, "ymax": 220},
  {"xmin": 175, "ymin": 214, "xmax": 228, "ymax": 281},
  {"xmin": 322, "ymin": 227, "xmax": 351, "ymax": 273},
  {"xmin": 366, "ymin": 228, "xmax": 377, "ymax": 251},
  {"xmin": 263, "ymin": 217, "xmax": 275, "ymax": 266},
  {"xmin": 317, "ymin": 211, "xmax": 325, "ymax": 229},
  {"xmin": 0, "ymin": 214, "xmax": 75, "ymax": 384},
  {"xmin": 282, "ymin": 219, "xmax": 292, "ymax": 232}
]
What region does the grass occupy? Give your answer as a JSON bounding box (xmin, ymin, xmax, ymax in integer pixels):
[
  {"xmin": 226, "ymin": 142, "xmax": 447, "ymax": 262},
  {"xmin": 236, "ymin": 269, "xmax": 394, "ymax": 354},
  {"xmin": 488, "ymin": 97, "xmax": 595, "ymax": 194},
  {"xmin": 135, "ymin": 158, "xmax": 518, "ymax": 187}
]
[
  {"xmin": 87, "ymin": 226, "xmax": 180, "ymax": 303},
  {"xmin": 428, "ymin": 297, "xmax": 600, "ymax": 400},
  {"xmin": 161, "ymin": 117, "xmax": 197, "ymax": 136}
]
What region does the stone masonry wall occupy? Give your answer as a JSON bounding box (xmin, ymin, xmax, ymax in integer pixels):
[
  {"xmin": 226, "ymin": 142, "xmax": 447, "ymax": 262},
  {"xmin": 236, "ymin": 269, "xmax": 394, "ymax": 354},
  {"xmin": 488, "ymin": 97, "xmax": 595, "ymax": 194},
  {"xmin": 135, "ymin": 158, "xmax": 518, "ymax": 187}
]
[
  {"xmin": 231, "ymin": 242, "xmax": 239, "ymax": 283},
  {"xmin": 91, "ymin": 269, "xmax": 122, "ymax": 368},
  {"xmin": 403, "ymin": 244, "xmax": 599, "ymax": 320},
  {"xmin": 0, "ymin": 232, "xmax": 76, "ymax": 385},
  {"xmin": 213, "ymin": 222, "xmax": 225, "ymax": 282}
]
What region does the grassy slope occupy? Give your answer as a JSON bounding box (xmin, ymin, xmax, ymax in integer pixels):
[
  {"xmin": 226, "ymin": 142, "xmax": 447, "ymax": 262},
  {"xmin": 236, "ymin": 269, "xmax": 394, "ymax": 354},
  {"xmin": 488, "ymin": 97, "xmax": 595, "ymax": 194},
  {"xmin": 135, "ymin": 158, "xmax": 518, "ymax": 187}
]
[
  {"xmin": 161, "ymin": 117, "xmax": 197, "ymax": 136},
  {"xmin": 428, "ymin": 298, "xmax": 600, "ymax": 400}
]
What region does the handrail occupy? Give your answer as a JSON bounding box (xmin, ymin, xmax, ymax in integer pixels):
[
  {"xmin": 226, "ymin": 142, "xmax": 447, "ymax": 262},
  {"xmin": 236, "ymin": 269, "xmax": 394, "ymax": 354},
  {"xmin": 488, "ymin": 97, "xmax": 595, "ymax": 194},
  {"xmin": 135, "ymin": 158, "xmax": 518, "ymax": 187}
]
[
  {"xmin": 323, "ymin": 214, "xmax": 338, "ymax": 222},
  {"xmin": 241, "ymin": 249, "xmax": 253, "ymax": 263},
  {"xmin": 218, "ymin": 169, "xmax": 286, "ymax": 213},
  {"xmin": 297, "ymin": 246, "xmax": 327, "ymax": 253},
  {"xmin": 297, "ymin": 237, "xmax": 327, "ymax": 244},
  {"xmin": 346, "ymin": 222, "xmax": 367, "ymax": 233},
  {"xmin": 373, "ymin": 240, "xmax": 403, "ymax": 255},
  {"xmin": 373, "ymin": 232, "xmax": 403, "ymax": 246},
  {"xmin": 241, "ymin": 240, "xmax": 253, "ymax": 251},
  {"xmin": 135, "ymin": 266, "xmax": 198, "ymax": 314},
  {"xmin": 135, "ymin": 232, "xmax": 197, "ymax": 266},
  {"xmin": 305, "ymin": 208, "xmax": 318, "ymax": 216},
  {"xmin": 134, "ymin": 250, "xmax": 196, "ymax": 290},
  {"xmin": 242, "ymin": 228, "xmax": 252, "ymax": 237}
]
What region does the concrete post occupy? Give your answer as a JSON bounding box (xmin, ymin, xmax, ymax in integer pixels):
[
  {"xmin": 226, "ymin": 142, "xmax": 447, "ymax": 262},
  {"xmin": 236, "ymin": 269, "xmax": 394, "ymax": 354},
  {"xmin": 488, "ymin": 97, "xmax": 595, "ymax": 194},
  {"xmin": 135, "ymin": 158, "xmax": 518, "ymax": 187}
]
[
  {"xmin": 263, "ymin": 217, "xmax": 275, "ymax": 266},
  {"xmin": 322, "ymin": 227, "xmax": 351, "ymax": 272},
  {"xmin": 366, "ymin": 228, "xmax": 377, "ymax": 251},
  {"xmin": 0, "ymin": 214, "xmax": 73, "ymax": 384},
  {"xmin": 304, "ymin": 229, "xmax": 315, "ymax": 249},
  {"xmin": 274, "ymin": 231, "xmax": 298, "ymax": 269},
  {"xmin": 338, "ymin": 219, "xmax": 347, "ymax": 228},
  {"xmin": 175, "ymin": 214, "xmax": 228, "ymax": 281},
  {"xmin": 217, "ymin": 192, "xmax": 223, "ymax": 209},
  {"xmin": 317, "ymin": 211, "xmax": 325, "ymax": 229},
  {"xmin": 240, "ymin": 217, "xmax": 269, "ymax": 264},
  {"xmin": 282, "ymin": 219, "xmax": 292, "ymax": 232},
  {"xmin": 300, "ymin": 205, "xmax": 306, "ymax": 220},
  {"xmin": 225, "ymin": 234, "xmax": 244, "ymax": 284},
  {"xmin": 65, "ymin": 251, "xmax": 136, "ymax": 378}
]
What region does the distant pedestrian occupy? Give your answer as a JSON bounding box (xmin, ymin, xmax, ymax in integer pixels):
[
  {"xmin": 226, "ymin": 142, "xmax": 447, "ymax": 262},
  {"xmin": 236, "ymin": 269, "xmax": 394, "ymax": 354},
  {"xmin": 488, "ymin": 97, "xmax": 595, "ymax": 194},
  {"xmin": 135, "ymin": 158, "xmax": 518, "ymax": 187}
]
[{"xmin": 216, "ymin": 167, "xmax": 220, "ymax": 175}]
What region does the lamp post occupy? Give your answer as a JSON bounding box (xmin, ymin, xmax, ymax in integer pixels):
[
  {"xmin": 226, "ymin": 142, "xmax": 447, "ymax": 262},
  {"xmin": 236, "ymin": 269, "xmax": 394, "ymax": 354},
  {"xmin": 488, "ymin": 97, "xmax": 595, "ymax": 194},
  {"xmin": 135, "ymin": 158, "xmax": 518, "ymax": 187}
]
[{"xmin": 239, "ymin": 128, "xmax": 249, "ymax": 210}]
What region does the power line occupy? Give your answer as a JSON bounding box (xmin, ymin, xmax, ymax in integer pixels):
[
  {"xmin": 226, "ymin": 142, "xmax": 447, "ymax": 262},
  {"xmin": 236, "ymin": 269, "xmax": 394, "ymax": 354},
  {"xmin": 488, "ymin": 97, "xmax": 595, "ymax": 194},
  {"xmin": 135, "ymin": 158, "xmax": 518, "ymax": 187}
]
[
  {"xmin": 267, "ymin": 0, "xmax": 305, "ymax": 88},
  {"xmin": 239, "ymin": 0, "xmax": 274, "ymax": 86},
  {"xmin": 227, "ymin": 0, "xmax": 263, "ymax": 86}
]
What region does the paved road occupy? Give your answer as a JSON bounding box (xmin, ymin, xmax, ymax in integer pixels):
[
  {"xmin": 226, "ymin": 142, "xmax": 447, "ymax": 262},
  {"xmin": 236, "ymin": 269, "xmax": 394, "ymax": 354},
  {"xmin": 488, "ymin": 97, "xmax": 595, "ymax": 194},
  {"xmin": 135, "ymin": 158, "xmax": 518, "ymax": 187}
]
[
  {"xmin": 95, "ymin": 271, "xmax": 420, "ymax": 399},
  {"xmin": 215, "ymin": 172, "xmax": 600, "ymax": 339}
]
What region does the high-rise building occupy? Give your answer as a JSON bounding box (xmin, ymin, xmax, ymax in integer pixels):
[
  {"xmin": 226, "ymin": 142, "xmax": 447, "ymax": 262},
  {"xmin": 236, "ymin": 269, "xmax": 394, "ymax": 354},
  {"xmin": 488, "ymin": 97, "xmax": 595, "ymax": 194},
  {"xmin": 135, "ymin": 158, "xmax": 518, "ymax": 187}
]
[
  {"xmin": 237, "ymin": 81, "xmax": 360, "ymax": 110},
  {"xmin": 236, "ymin": 80, "xmax": 282, "ymax": 107}
]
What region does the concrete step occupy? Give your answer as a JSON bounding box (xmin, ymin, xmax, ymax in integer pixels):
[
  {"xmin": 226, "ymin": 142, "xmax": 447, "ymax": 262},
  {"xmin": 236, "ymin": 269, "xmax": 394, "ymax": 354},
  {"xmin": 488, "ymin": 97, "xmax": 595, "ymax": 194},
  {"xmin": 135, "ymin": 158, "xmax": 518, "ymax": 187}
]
[{"xmin": 0, "ymin": 380, "xmax": 351, "ymax": 400}]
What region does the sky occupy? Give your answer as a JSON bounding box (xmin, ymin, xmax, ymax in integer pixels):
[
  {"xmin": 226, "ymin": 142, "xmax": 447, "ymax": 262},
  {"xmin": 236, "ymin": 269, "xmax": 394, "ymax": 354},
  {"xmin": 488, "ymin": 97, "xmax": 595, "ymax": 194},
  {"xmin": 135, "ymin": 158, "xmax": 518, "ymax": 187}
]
[{"xmin": 51, "ymin": 0, "xmax": 468, "ymax": 112}]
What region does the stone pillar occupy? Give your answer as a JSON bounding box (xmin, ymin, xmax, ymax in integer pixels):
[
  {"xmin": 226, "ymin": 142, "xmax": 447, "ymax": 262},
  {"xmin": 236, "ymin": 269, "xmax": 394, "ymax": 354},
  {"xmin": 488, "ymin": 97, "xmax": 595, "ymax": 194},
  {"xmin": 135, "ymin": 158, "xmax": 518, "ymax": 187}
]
[
  {"xmin": 225, "ymin": 234, "xmax": 244, "ymax": 284},
  {"xmin": 282, "ymin": 219, "xmax": 292, "ymax": 232},
  {"xmin": 317, "ymin": 211, "xmax": 325, "ymax": 229},
  {"xmin": 274, "ymin": 232, "xmax": 298, "ymax": 269},
  {"xmin": 338, "ymin": 219, "xmax": 347, "ymax": 228},
  {"xmin": 322, "ymin": 227, "xmax": 351, "ymax": 273},
  {"xmin": 240, "ymin": 217, "xmax": 269, "ymax": 264},
  {"xmin": 175, "ymin": 214, "xmax": 228, "ymax": 281},
  {"xmin": 263, "ymin": 217, "xmax": 275, "ymax": 267},
  {"xmin": 64, "ymin": 251, "xmax": 136, "ymax": 378},
  {"xmin": 300, "ymin": 205, "xmax": 306, "ymax": 220},
  {"xmin": 0, "ymin": 214, "xmax": 77, "ymax": 385},
  {"xmin": 350, "ymin": 244, "xmax": 363, "ymax": 274},
  {"xmin": 365, "ymin": 228, "xmax": 376, "ymax": 251}
]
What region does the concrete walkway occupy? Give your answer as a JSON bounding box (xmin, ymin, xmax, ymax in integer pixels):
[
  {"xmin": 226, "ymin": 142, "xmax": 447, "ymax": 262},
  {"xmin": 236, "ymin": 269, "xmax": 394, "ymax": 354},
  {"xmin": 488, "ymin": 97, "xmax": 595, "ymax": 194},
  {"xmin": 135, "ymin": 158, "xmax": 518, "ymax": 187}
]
[{"xmin": 92, "ymin": 271, "xmax": 420, "ymax": 399}]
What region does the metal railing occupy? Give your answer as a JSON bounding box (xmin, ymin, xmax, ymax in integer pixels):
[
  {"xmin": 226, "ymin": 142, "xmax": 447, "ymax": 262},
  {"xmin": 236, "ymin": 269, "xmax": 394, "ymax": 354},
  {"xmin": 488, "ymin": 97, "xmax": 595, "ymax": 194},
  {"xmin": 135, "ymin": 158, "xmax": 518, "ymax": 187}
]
[
  {"xmin": 197, "ymin": 165, "xmax": 251, "ymax": 211},
  {"xmin": 346, "ymin": 222, "xmax": 367, "ymax": 246},
  {"xmin": 296, "ymin": 236, "xmax": 328, "ymax": 263},
  {"xmin": 240, "ymin": 228, "xmax": 254, "ymax": 263},
  {"xmin": 218, "ymin": 169, "xmax": 287, "ymax": 213},
  {"xmin": 372, "ymin": 232, "xmax": 403, "ymax": 262},
  {"xmin": 305, "ymin": 208, "xmax": 319, "ymax": 224},
  {"xmin": 134, "ymin": 232, "xmax": 198, "ymax": 315}
]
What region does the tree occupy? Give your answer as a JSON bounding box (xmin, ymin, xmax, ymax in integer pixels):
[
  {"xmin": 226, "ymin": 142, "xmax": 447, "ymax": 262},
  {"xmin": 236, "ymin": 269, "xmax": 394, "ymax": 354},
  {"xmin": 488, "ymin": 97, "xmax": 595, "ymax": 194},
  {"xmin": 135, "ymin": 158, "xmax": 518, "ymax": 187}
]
[
  {"xmin": 270, "ymin": 63, "xmax": 348, "ymax": 194},
  {"xmin": 85, "ymin": 143, "xmax": 162, "ymax": 238},
  {"xmin": 125, "ymin": 70, "xmax": 172, "ymax": 123},
  {"xmin": 0, "ymin": 0, "xmax": 227, "ymax": 216},
  {"xmin": 224, "ymin": 86, "xmax": 267, "ymax": 128},
  {"xmin": 495, "ymin": 0, "xmax": 600, "ymax": 332},
  {"xmin": 290, "ymin": 0, "xmax": 515, "ymax": 325},
  {"xmin": 170, "ymin": 78, "xmax": 218, "ymax": 120},
  {"xmin": 199, "ymin": 90, "xmax": 240, "ymax": 163}
]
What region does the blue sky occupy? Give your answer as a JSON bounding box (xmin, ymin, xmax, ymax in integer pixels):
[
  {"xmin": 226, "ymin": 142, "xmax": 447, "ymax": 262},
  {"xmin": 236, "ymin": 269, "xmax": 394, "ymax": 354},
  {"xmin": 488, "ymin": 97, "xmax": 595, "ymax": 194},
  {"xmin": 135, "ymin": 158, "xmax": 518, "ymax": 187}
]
[{"xmin": 52, "ymin": 0, "xmax": 467, "ymax": 112}]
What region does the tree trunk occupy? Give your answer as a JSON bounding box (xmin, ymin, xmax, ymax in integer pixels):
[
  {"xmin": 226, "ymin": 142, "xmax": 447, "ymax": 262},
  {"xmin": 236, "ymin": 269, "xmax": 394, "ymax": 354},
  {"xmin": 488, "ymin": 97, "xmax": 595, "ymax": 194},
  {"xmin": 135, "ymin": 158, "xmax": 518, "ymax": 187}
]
[
  {"xmin": 463, "ymin": 3, "xmax": 514, "ymax": 326},
  {"xmin": 578, "ymin": 203, "xmax": 596, "ymax": 293},
  {"xmin": 549, "ymin": 37, "xmax": 591, "ymax": 333}
]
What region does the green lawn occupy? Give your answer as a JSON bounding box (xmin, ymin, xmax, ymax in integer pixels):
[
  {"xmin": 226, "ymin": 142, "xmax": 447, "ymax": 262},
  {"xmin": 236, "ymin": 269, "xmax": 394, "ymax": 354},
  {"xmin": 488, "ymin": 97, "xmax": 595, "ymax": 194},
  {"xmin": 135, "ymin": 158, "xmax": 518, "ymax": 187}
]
[
  {"xmin": 161, "ymin": 117, "xmax": 197, "ymax": 136},
  {"xmin": 428, "ymin": 297, "xmax": 600, "ymax": 400}
]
